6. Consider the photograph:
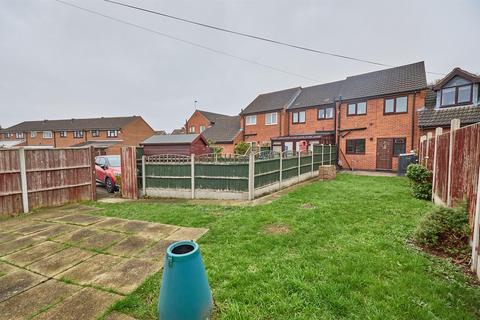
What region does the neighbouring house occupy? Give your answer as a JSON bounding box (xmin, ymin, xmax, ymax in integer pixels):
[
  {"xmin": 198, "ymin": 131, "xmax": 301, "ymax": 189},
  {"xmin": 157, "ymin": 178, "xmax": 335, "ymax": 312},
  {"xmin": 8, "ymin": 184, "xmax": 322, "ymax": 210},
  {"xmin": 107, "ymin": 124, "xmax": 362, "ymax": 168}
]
[
  {"xmin": 155, "ymin": 130, "xmax": 167, "ymax": 135},
  {"xmin": 0, "ymin": 116, "xmax": 155, "ymax": 155},
  {"xmin": 202, "ymin": 115, "xmax": 243, "ymax": 154},
  {"xmin": 141, "ymin": 133, "xmax": 211, "ymax": 156},
  {"xmin": 240, "ymin": 61, "xmax": 428, "ymax": 171},
  {"xmin": 185, "ymin": 109, "xmax": 229, "ymax": 134},
  {"xmin": 240, "ymin": 87, "xmax": 301, "ymax": 148},
  {"xmin": 418, "ymin": 68, "xmax": 480, "ymax": 137},
  {"xmin": 171, "ymin": 127, "xmax": 186, "ymax": 135}
]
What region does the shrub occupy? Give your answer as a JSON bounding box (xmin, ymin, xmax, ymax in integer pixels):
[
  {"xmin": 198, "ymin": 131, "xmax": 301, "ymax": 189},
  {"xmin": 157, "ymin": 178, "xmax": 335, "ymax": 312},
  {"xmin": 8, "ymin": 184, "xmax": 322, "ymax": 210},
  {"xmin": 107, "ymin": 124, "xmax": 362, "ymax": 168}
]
[
  {"xmin": 414, "ymin": 204, "xmax": 469, "ymax": 250},
  {"xmin": 234, "ymin": 141, "xmax": 250, "ymax": 155},
  {"xmin": 406, "ymin": 164, "xmax": 432, "ymax": 200}
]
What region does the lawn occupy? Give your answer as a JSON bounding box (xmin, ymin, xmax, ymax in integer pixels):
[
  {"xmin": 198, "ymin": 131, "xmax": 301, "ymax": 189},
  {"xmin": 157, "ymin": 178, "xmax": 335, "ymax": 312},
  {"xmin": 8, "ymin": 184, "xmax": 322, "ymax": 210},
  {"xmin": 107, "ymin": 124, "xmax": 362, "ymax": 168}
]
[{"xmin": 93, "ymin": 174, "xmax": 480, "ymax": 319}]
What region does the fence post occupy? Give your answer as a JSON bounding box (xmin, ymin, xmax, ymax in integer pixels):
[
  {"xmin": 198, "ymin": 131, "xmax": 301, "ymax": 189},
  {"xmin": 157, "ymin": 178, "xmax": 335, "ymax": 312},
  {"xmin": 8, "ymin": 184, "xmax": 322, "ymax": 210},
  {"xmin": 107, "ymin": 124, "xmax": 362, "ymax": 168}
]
[
  {"xmin": 425, "ymin": 132, "xmax": 432, "ymax": 168},
  {"xmin": 431, "ymin": 128, "xmax": 442, "ymax": 202},
  {"xmin": 191, "ymin": 154, "xmax": 195, "ymax": 199},
  {"xmin": 89, "ymin": 146, "xmax": 97, "ymax": 201},
  {"xmin": 248, "ymin": 153, "xmax": 255, "ymax": 200},
  {"xmin": 18, "ymin": 148, "xmax": 29, "ymax": 214},
  {"xmin": 471, "ymin": 167, "xmax": 480, "ymax": 276},
  {"xmin": 279, "ymin": 152, "xmax": 283, "ymax": 188},
  {"xmin": 142, "ymin": 155, "xmax": 146, "ymax": 197},
  {"xmin": 321, "ymin": 144, "xmax": 324, "ymax": 165},
  {"xmin": 447, "ymin": 119, "xmax": 460, "ymax": 207}
]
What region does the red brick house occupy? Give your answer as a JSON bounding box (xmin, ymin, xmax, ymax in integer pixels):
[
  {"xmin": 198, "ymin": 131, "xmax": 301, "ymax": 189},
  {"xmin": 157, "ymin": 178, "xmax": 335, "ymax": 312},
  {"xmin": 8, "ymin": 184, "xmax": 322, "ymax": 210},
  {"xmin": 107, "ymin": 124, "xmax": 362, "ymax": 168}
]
[
  {"xmin": 185, "ymin": 110, "xmax": 227, "ymax": 134},
  {"xmin": 418, "ymin": 68, "xmax": 480, "ymax": 137},
  {"xmin": 0, "ymin": 116, "xmax": 154, "ymax": 155}
]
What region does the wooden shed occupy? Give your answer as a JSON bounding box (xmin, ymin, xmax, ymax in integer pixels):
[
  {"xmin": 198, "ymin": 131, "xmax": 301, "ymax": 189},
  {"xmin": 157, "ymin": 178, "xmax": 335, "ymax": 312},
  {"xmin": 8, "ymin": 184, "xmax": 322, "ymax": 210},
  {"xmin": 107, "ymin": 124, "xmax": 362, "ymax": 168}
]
[{"xmin": 141, "ymin": 133, "xmax": 211, "ymax": 156}]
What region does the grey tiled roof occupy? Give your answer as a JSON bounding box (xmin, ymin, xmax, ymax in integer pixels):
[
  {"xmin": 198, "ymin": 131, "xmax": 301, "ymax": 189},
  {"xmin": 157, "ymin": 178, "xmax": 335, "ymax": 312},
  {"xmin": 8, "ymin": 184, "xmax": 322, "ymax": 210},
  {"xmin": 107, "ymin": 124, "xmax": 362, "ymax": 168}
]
[
  {"xmin": 340, "ymin": 61, "xmax": 427, "ymax": 100},
  {"xmin": 197, "ymin": 110, "xmax": 229, "ymax": 122},
  {"xmin": 202, "ymin": 116, "xmax": 241, "ymax": 143},
  {"xmin": 289, "ymin": 80, "xmax": 343, "ymax": 110},
  {"xmin": 241, "ymin": 87, "xmax": 301, "ymax": 115},
  {"xmin": 142, "ymin": 134, "xmax": 201, "ymax": 144},
  {"xmin": 418, "ymin": 105, "xmax": 480, "ymax": 128},
  {"xmin": 1, "ymin": 116, "xmax": 140, "ymax": 133}
]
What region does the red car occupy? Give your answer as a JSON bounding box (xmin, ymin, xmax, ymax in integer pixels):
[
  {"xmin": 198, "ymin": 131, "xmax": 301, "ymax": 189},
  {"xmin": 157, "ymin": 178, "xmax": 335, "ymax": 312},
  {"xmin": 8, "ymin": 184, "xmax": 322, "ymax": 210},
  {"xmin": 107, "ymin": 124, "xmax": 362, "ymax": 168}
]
[{"xmin": 95, "ymin": 155, "xmax": 121, "ymax": 193}]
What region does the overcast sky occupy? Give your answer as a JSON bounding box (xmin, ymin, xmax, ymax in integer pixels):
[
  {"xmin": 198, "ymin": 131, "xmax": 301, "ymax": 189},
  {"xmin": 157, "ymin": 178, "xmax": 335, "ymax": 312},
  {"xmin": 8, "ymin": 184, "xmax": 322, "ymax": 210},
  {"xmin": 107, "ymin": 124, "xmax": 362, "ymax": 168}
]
[{"xmin": 1, "ymin": 0, "xmax": 479, "ymax": 132}]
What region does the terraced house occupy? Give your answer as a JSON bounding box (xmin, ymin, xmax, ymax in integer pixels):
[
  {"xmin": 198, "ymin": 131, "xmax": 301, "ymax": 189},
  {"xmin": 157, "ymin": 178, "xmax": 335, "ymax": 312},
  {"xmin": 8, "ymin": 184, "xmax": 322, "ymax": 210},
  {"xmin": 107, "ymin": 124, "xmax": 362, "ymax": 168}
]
[
  {"xmin": 0, "ymin": 116, "xmax": 154, "ymax": 155},
  {"xmin": 240, "ymin": 61, "xmax": 428, "ymax": 171}
]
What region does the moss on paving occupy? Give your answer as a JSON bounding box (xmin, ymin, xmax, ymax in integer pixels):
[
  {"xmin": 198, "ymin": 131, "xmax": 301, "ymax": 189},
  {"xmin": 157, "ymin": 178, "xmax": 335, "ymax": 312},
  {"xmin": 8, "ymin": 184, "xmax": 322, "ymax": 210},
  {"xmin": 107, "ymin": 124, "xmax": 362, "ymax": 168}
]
[{"xmin": 93, "ymin": 174, "xmax": 480, "ymax": 320}]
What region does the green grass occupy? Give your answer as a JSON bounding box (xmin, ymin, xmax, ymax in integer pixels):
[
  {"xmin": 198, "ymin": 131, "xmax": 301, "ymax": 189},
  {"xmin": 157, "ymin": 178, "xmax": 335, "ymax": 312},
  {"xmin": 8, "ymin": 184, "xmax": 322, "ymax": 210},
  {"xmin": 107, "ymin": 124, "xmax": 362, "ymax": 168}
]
[{"xmin": 93, "ymin": 174, "xmax": 480, "ymax": 320}]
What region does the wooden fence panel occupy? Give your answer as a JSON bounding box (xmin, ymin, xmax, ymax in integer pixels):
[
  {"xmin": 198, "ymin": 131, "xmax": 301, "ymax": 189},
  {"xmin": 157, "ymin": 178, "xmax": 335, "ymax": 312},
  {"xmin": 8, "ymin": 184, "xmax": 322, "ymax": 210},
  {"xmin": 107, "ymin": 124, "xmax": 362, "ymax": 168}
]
[
  {"xmin": 0, "ymin": 150, "xmax": 22, "ymax": 215},
  {"xmin": 121, "ymin": 147, "xmax": 138, "ymax": 199},
  {"xmin": 433, "ymin": 134, "xmax": 450, "ymax": 204}
]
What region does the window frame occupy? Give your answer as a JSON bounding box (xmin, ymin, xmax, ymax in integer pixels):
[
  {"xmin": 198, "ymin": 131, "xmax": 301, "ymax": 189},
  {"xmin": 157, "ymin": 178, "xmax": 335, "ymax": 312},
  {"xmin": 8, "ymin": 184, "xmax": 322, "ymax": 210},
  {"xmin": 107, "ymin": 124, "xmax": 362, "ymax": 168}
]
[
  {"xmin": 31, "ymin": 131, "xmax": 37, "ymax": 138},
  {"xmin": 59, "ymin": 131, "xmax": 67, "ymax": 138},
  {"xmin": 199, "ymin": 125, "xmax": 206, "ymax": 132},
  {"xmin": 265, "ymin": 112, "xmax": 278, "ymax": 125},
  {"xmin": 91, "ymin": 130, "xmax": 100, "ymax": 137},
  {"xmin": 346, "ymin": 139, "xmax": 366, "ymax": 155},
  {"xmin": 4, "ymin": 133, "xmax": 11, "ymax": 139},
  {"xmin": 43, "ymin": 131, "xmax": 53, "ymax": 139},
  {"xmin": 245, "ymin": 115, "xmax": 257, "ymax": 126},
  {"xmin": 393, "ymin": 137, "xmax": 406, "ymax": 157},
  {"xmin": 440, "ymin": 84, "xmax": 473, "ymax": 107},
  {"xmin": 384, "ymin": 96, "xmax": 408, "ymax": 115},
  {"xmin": 292, "ymin": 110, "xmax": 306, "ymax": 124},
  {"xmin": 318, "ymin": 106, "xmax": 334, "ymax": 120},
  {"xmin": 107, "ymin": 130, "xmax": 119, "ymax": 138},
  {"xmin": 15, "ymin": 132, "xmax": 24, "ymax": 139},
  {"xmin": 73, "ymin": 130, "xmax": 84, "ymax": 139},
  {"xmin": 346, "ymin": 102, "xmax": 367, "ymax": 116}
]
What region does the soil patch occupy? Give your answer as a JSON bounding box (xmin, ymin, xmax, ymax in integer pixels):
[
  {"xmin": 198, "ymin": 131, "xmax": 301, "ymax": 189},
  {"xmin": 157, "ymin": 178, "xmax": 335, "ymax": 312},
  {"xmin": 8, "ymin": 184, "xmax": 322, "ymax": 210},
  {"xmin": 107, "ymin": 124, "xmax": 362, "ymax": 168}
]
[{"xmin": 263, "ymin": 223, "xmax": 291, "ymax": 235}]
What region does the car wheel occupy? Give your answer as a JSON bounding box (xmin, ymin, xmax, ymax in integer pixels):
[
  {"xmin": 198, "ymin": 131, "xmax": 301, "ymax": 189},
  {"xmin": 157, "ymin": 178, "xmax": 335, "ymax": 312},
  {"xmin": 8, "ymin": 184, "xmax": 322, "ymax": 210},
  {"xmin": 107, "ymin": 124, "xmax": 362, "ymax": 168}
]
[{"xmin": 105, "ymin": 177, "xmax": 115, "ymax": 193}]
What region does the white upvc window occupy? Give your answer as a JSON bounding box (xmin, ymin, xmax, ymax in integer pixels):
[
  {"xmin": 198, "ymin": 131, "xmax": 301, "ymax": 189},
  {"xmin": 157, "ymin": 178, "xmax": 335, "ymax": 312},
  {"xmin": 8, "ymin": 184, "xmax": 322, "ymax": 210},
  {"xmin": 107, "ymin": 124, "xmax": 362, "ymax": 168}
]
[
  {"xmin": 74, "ymin": 130, "xmax": 84, "ymax": 138},
  {"xmin": 265, "ymin": 112, "xmax": 278, "ymax": 125},
  {"xmin": 246, "ymin": 115, "xmax": 257, "ymax": 125},
  {"xmin": 31, "ymin": 131, "xmax": 37, "ymax": 138},
  {"xmin": 43, "ymin": 131, "xmax": 53, "ymax": 139},
  {"xmin": 16, "ymin": 132, "xmax": 24, "ymax": 139},
  {"xmin": 189, "ymin": 126, "xmax": 195, "ymax": 133},
  {"xmin": 107, "ymin": 130, "xmax": 118, "ymax": 138},
  {"xmin": 200, "ymin": 125, "xmax": 206, "ymax": 132}
]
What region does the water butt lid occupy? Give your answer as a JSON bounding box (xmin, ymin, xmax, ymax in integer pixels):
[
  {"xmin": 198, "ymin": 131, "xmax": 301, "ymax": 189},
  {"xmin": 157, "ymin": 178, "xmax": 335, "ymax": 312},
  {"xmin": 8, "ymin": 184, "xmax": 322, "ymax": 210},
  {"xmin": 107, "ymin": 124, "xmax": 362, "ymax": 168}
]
[{"xmin": 167, "ymin": 241, "xmax": 198, "ymax": 259}]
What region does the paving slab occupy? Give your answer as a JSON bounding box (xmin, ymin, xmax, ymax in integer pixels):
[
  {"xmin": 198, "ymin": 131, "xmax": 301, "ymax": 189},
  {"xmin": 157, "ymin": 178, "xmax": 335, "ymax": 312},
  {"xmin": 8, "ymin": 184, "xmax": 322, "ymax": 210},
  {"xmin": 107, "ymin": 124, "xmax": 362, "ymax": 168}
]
[
  {"xmin": 12, "ymin": 222, "xmax": 55, "ymax": 235},
  {"xmin": 107, "ymin": 235, "xmax": 155, "ymax": 257},
  {"xmin": 33, "ymin": 287, "xmax": 120, "ymax": 320},
  {"xmin": 165, "ymin": 227, "xmax": 209, "ymax": 241},
  {"xmin": 0, "ymin": 269, "xmax": 46, "ymax": 302},
  {"xmin": 0, "ymin": 232, "xmax": 16, "ymax": 244},
  {"xmin": 140, "ymin": 223, "xmax": 179, "ymax": 240},
  {"xmin": 33, "ymin": 223, "xmax": 81, "ymax": 239},
  {"xmin": 53, "ymin": 214, "xmax": 106, "ymax": 226},
  {"xmin": 0, "ymin": 235, "xmax": 42, "ymax": 257},
  {"xmin": 77, "ymin": 230, "xmax": 125, "ymax": 251},
  {"xmin": 93, "ymin": 258, "xmax": 161, "ymax": 294},
  {"xmin": 94, "ymin": 217, "xmax": 128, "ymax": 229},
  {"xmin": 106, "ymin": 311, "xmax": 138, "ymax": 320},
  {"xmin": 27, "ymin": 247, "xmax": 94, "ymax": 277},
  {"xmin": 0, "ymin": 261, "xmax": 19, "ymax": 276},
  {"xmin": 0, "ymin": 279, "xmax": 80, "ymax": 320},
  {"xmin": 112, "ymin": 220, "xmax": 151, "ymax": 233},
  {"xmin": 58, "ymin": 254, "xmax": 127, "ymax": 285},
  {"xmin": 3, "ymin": 241, "xmax": 65, "ymax": 267},
  {"xmin": 55, "ymin": 227, "xmax": 99, "ymax": 244},
  {"xmin": 137, "ymin": 239, "xmax": 175, "ymax": 261}
]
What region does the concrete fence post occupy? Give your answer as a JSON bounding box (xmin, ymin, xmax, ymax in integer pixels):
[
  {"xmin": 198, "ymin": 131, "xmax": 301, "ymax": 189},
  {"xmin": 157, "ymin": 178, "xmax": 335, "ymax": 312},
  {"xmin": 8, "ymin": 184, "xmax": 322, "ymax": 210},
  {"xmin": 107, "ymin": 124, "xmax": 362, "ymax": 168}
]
[
  {"xmin": 431, "ymin": 127, "xmax": 443, "ymax": 202},
  {"xmin": 142, "ymin": 155, "xmax": 146, "ymax": 197},
  {"xmin": 191, "ymin": 154, "xmax": 195, "ymax": 199},
  {"xmin": 279, "ymin": 153, "xmax": 283, "ymax": 188},
  {"xmin": 18, "ymin": 148, "xmax": 29, "ymax": 214},
  {"xmin": 248, "ymin": 153, "xmax": 255, "ymax": 201},
  {"xmin": 425, "ymin": 132, "xmax": 433, "ymax": 168},
  {"xmin": 471, "ymin": 167, "xmax": 480, "ymax": 277},
  {"xmin": 447, "ymin": 119, "xmax": 460, "ymax": 206}
]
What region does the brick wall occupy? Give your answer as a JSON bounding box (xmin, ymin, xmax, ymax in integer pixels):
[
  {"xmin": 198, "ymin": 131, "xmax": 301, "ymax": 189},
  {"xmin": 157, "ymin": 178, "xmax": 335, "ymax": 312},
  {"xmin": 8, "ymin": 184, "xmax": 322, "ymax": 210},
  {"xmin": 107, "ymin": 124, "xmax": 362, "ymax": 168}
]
[
  {"xmin": 242, "ymin": 110, "xmax": 286, "ymax": 145},
  {"xmin": 106, "ymin": 117, "xmax": 155, "ymax": 155},
  {"xmin": 186, "ymin": 111, "xmax": 210, "ymax": 134},
  {"xmin": 288, "ymin": 108, "xmax": 335, "ymax": 135}
]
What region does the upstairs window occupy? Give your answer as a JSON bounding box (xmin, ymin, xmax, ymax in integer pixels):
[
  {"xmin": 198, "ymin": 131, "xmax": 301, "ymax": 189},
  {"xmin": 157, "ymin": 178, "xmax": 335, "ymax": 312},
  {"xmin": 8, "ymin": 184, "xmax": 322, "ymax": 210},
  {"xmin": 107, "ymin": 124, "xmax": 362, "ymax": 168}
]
[
  {"xmin": 107, "ymin": 130, "xmax": 118, "ymax": 138},
  {"xmin": 246, "ymin": 115, "xmax": 257, "ymax": 126},
  {"xmin": 91, "ymin": 130, "xmax": 100, "ymax": 137},
  {"xmin": 31, "ymin": 131, "xmax": 37, "ymax": 138},
  {"xmin": 385, "ymin": 96, "xmax": 408, "ymax": 114},
  {"xmin": 346, "ymin": 139, "xmax": 365, "ymax": 154},
  {"xmin": 292, "ymin": 111, "xmax": 306, "ymax": 124},
  {"xmin": 4, "ymin": 133, "xmax": 12, "ymax": 139},
  {"xmin": 74, "ymin": 130, "xmax": 84, "ymax": 138},
  {"xmin": 16, "ymin": 132, "xmax": 24, "ymax": 139},
  {"xmin": 318, "ymin": 107, "xmax": 334, "ymax": 119},
  {"xmin": 200, "ymin": 125, "xmax": 206, "ymax": 132},
  {"xmin": 347, "ymin": 102, "xmax": 367, "ymax": 116},
  {"xmin": 43, "ymin": 131, "xmax": 53, "ymax": 139},
  {"xmin": 59, "ymin": 131, "xmax": 67, "ymax": 138},
  {"xmin": 441, "ymin": 84, "xmax": 472, "ymax": 107},
  {"xmin": 189, "ymin": 126, "xmax": 195, "ymax": 133},
  {"xmin": 265, "ymin": 112, "xmax": 278, "ymax": 125}
]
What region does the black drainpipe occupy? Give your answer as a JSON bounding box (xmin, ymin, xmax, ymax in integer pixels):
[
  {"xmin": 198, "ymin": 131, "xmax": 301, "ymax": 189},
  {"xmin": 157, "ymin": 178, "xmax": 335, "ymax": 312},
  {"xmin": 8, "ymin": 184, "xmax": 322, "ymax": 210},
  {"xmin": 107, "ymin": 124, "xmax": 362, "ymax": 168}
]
[{"xmin": 411, "ymin": 91, "xmax": 417, "ymax": 151}]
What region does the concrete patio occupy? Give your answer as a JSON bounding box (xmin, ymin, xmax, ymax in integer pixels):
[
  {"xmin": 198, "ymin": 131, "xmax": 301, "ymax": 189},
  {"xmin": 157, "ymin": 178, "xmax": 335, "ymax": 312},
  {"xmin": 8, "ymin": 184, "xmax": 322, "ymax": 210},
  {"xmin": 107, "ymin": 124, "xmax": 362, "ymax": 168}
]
[{"xmin": 0, "ymin": 204, "xmax": 208, "ymax": 320}]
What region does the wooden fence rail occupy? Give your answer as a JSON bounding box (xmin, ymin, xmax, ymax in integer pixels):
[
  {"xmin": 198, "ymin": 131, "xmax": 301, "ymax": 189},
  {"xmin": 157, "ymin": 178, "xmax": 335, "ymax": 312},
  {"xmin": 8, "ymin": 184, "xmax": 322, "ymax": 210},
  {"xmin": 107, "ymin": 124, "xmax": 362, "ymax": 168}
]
[
  {"xmin": 0, "ymin": 147, "xmax": 96, "ymax": 216},
  {"xmin": 418, "ymin": 119, "xmax": 480, "ymax": 279}
]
